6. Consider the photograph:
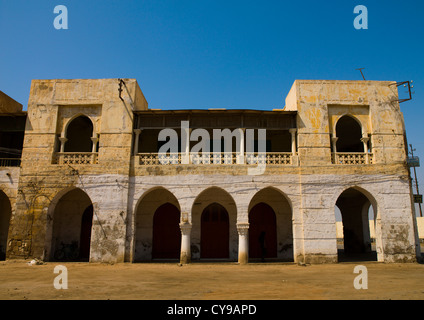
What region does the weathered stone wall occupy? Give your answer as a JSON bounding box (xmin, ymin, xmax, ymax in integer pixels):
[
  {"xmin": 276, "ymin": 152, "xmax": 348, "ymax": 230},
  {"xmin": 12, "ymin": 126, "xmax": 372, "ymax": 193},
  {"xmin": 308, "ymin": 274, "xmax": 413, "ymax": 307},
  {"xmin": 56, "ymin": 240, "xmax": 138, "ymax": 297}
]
[
  {"xmin": 6, "ymin": 79, "xmax": 146, "ymax": 263},
  {"xmin": 0, "ymin": 91, "xmax": 22, "ymax": 113}
]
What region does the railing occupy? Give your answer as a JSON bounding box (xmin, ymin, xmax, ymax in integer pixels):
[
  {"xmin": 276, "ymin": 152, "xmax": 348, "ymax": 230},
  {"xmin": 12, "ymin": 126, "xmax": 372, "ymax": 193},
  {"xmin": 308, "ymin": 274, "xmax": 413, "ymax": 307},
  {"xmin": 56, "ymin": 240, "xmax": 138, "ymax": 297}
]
[
  {"xmin": 138, "ymin": 152, "xmax": 293, "ymax": 166},
  {"xmin": 332, "ymin": 153, "xmax": 373, "ymax": 165},
  {"xmin": 55, "ymin": 152, "xmax": 99, "ymax": 165},
  {"xmin": 0, "ymin": 158, "xmax": 21, "ymax": 167}
]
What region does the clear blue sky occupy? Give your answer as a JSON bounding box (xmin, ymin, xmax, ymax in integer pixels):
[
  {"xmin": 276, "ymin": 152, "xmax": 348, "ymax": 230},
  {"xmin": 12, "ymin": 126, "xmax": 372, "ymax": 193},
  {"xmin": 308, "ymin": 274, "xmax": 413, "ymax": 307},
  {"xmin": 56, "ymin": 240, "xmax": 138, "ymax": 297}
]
[{"xmin": 1, "ymin": 0, "xmax": 424, "ymax": 209}]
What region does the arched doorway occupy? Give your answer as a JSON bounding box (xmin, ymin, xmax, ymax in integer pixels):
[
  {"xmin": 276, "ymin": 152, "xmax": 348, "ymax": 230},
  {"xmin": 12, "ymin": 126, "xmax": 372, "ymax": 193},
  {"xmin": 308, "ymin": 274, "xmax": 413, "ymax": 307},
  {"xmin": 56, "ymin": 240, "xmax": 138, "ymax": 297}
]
[
  {"xmin": 335, "ymin": 187, "xmax": 377, "ymax": 262},
  {"xmin": 134, "ymin": 187, "xmax": 181, "ymax": 261},
  {"xmin": 65, "ymin": 115, "xmax": 94, "ymax": 152},
  {"xmin": 201, "ymin": 203, "xmax": 229, "ymax": 259},
  {"xmin": 152, "ymin": 203, "xmax": 181, "ymax": 259},
  {"xmin": 0, "ymin": 191, "xmax": 12, "ymax": 261},
  {"xmin": 335, "ymin": 115, "xmax": 364, "ymax": 152},
  {"xmin": 248, "ymin": 187, "xmax": 293, "ymax": 262},
  {"xmin": 249, "ymin": 203, "xmax": 277, "ymax": 260},
  {"xmin": 49, "ymin": 188, "xmax": 93, "ymax": 262}
]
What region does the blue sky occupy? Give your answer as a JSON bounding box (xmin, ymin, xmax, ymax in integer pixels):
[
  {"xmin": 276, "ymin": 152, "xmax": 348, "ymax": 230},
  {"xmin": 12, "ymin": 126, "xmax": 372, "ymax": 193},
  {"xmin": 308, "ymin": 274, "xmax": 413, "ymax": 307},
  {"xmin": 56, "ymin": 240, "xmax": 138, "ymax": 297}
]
[{"xmin": 1, "ymin": 0, "xmax": 424, "ymax": 211}]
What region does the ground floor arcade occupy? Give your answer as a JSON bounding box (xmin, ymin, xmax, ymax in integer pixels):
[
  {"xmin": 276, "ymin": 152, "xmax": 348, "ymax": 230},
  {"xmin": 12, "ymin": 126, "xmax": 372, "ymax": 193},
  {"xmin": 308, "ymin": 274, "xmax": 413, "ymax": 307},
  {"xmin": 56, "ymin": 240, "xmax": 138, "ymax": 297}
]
[{"xmin": 2, "ymin": 172, "xmax": 420, "ymax": 264}]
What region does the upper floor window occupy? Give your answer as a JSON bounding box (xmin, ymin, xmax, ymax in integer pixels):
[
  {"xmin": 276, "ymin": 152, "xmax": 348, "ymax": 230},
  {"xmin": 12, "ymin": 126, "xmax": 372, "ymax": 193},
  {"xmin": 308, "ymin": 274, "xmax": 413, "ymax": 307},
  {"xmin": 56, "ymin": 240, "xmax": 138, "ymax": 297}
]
[
  {"xmin": 335, "ymin": 115, "xmax": 364, "ymax": 153},
  {"xmin": 65, "ymin": 115, "xmax": 94, "ymax": 153}
]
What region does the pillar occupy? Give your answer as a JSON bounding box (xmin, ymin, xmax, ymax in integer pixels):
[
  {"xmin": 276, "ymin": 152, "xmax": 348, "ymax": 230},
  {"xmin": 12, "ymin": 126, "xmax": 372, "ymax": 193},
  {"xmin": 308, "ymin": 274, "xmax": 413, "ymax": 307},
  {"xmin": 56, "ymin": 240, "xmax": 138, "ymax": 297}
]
[
  {"xmin": 133, "ymin": 129, "xmax": 142, "ymax": 155},
  {"xmin": 179, "ymin": 221, "xmax": 192, "ymax": 264},
  {"xmin": 331, "ymin": 136, "xmax": 338, "ymax": 164},
  {"xmin": 59, "ymin": 137, "xmax": 68, "ymax": 153},
  {"xmin": 91, "ymin": 133, "xmax": 99, "ymax": 153},
  {"xmin": 289, "ymin": 128, "xmax": 297, "ymax": 156},
  {"xmin": 237, "ymin": 128, "xmax": 245, "ymax": 164},
  {"xmin": 181, "ymin": 122, "xmax": 191, "ymax": 164},
  {"xmin": 237, "ymin": 223, "xmax": 249, "ymax": 264},
  {"xmin": 361, "ymin": 134, "xmax": 370, "ymax": 164},
  {"xmin": 331, "ymin": 136, "xmax": 338, "ymax": 153}
]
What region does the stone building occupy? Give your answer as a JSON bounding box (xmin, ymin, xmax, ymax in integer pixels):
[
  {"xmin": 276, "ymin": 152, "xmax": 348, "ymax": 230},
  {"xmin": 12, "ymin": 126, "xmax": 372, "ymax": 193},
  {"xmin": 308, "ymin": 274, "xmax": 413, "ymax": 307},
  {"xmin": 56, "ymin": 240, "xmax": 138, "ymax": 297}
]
[{"xmin": 0, "ymin": 78, "xmax": 421, "ymax": 264}]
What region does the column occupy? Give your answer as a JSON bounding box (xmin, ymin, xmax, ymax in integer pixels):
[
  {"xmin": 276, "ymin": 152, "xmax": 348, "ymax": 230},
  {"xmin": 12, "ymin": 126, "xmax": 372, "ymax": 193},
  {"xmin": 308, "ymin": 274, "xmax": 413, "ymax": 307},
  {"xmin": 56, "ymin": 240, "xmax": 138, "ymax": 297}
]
[
  {"xmin": 289, "ymin": 128, "xmax": 297, "ymax": 156},
  {"xmin": 331, "ymin": 136, "xmax": 338, "ymax": 164},
  {"xmin": 237, "ymin": 223, "xmax": 249, "ymax": 264},
  {"xmin": 289, "ymin": 128, "xmax": 298, "ymax": 165},
  {"xmin": 179, "ymin": 221, "xmax": 192, "ymax": 264},
  {"xmin": 181, "ymin": 121, "xmax": 191, "ymax": 164},
  {"xmin": 91, "ymin": 133, "xmax": 99, "ymax": 153},
  {"xmin": 237, "ymin": 128, "xmax": 245, "ymax": 164},
  {"xmin": 361, "ymin": 134, "xmax": 370, "ymax": 164},
  {"xmin": 59, "ymin": 137, "xmax": 68, "ymax": 153},
  {"xmin": 133, "ymin": 129, "xmax": 142, "ymax": 155}
]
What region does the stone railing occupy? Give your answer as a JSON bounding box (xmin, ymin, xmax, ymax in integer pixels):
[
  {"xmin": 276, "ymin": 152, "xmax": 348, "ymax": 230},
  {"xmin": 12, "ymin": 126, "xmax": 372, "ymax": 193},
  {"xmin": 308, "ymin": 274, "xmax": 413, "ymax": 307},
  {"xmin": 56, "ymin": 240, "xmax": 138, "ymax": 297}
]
[
  {"xmin": 332, "ymin": 152, "xmax": 373, "ymax": 165},
  {"xmin": 55, "ymin": 152, "xmax": 99, "ymax": 165},
  {"xmin": 0, "ymin": 158, "xmax": 21, "ymax": 167},
  {"xmin": 137, "ymin": 152, "xmax": 293, "ymax": 166}
]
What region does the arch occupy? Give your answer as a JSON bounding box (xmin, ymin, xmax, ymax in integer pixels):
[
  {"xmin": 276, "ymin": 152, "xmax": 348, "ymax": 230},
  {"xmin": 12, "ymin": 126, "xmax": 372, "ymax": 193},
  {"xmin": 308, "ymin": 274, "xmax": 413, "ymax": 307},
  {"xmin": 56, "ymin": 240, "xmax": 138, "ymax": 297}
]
[
  {"xmin": 47, "ymin": 187, "xmax": 93, "ymax": 262},
  {"xmin": 334, "ymin": 186, "xmax": 378, "ymax": 262},
  {"xmin": 134, "ymin": 187, "xmax": 181, "ymax": 262},
  {"xmin": 335, "ymin": 115, "xmax": 364, "ymax": 153},
  {"xmin": 0, "ymin": 190, "xmax": 12, "ymax": 260},
  {"xmin": 191, "ymin": 187, "xmax": 237, "ymax": 261},
  {"xmin": 247, "ymin": 187, "xmax": 293, "ymax": 262},
  {"xmin": 135, "ymin": 186, "xmax": 181, "ymax": 213},
  {"xmin": 201, "ymin": 202, "xmax": 229, "ymax": 259},
  {"xmin": 64, "ymin": 115, "xmax": 94, "ymax": 153},
  {"xmin": 62, "ymin": 113, "xmax": 96, "ymax": 137}
]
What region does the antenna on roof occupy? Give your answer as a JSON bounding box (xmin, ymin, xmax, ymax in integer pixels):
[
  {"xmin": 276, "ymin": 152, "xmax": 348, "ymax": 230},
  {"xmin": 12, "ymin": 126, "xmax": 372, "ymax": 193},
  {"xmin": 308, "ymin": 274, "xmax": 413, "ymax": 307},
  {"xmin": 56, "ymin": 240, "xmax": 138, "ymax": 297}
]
[{"xmin": 356, "ymin": 68, "xmax": 366, "ymax": 80}]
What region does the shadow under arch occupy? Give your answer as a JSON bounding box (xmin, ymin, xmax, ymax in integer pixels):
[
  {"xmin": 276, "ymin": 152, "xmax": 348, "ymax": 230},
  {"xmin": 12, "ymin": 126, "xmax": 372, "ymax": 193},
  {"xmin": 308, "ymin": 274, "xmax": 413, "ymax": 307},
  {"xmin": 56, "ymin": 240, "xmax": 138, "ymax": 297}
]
[
  {"xmin": 0, "ymin": 190, "xmax": 12, "ymax": 260},
  {"xmin": 134, "ymin": 187, "xmax": 181, "ymax": 262},
  {"xmin": 45, "ymin": 187, "xmax": 94, "ymax": 262},
  {"xmin": 247, "ymin": 186, "xmax": 294, "ymax": 262},
  {"xmin": 334, "ymin": 185, "xmax": 379, "ymax": 262},
  {"xmin": 191, "ymin": 186, "xmax": 237, "ymax": 261}
]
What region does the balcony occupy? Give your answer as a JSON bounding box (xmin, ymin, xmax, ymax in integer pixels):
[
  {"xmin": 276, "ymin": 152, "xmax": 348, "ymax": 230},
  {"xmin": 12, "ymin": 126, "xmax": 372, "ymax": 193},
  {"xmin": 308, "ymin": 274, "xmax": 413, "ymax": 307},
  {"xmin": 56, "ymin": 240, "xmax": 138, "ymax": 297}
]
[
  {"xmin": 332, "ymin": 152, "xmax": 373, "ymax": 165},
  {"xmin": 137, "ymin": 152, "xmax": 294, "ymax": 166},
  {"xmin": 54, "ymin": 152, "xmax": 99, "ymax": 165},
  {"xmin": 0, "ymin": 158, "xmax": 21, "ymax": 167}
]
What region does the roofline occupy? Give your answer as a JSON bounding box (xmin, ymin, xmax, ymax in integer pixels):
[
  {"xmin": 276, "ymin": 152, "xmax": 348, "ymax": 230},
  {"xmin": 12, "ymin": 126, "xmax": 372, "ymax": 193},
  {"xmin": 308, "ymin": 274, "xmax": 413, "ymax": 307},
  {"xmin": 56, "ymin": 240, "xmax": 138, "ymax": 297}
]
[{"xmin": 134, "ymin": 109, "xmax": 297, "ymax": 115}]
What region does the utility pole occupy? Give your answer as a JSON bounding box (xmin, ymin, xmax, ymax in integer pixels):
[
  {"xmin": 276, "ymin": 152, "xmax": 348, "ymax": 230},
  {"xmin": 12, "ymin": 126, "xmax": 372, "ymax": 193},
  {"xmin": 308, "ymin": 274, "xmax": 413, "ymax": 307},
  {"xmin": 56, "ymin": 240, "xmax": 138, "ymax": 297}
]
[{"xmin": 409, "ymin": 144, "xmax": 422, "ymax": 217}]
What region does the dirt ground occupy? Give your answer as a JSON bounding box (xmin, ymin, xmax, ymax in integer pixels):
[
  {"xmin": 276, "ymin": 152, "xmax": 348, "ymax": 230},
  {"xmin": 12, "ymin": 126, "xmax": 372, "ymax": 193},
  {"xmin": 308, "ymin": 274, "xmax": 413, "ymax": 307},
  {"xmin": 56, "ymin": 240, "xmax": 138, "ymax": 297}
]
[{"xmin": 1, "ymin": 259, "xmax": 424, "ymax": 300}]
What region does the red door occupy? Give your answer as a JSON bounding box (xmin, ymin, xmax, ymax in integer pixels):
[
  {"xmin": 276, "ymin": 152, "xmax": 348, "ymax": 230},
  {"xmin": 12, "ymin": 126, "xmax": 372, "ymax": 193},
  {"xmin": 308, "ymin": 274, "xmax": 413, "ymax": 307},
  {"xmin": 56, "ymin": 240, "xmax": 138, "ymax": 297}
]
[
  {"xmin": 201, "ymin": 203, "xmax": 229, "ymax": 259},
  {"xmin": 249, "ymin": 203, "xmax": 277, "ymax": 259},
  {"xmin": 152, "ymin": 203, "xmax": 181, "ymax": 259},
  {"xmin": 79, "ymin": 205, "xmax": 93, "ymax": 261}
]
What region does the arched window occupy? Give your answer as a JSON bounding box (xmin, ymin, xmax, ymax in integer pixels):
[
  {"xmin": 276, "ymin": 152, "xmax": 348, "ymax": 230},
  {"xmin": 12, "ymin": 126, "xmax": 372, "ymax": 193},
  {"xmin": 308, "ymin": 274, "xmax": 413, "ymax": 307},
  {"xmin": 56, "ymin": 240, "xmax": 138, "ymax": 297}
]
[
  {"xmin": 65, "ymin": 116, "xmax": 94, "ymax": 153},
  {"xmin": 335, "ymin": 116, "xmax": 364, "ymax": 152}
]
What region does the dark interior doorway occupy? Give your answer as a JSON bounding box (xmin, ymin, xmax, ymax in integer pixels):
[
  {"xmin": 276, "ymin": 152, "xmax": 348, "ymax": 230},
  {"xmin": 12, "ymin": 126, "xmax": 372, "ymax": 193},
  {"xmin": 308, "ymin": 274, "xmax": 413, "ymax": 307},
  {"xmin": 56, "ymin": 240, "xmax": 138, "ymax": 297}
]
[
  {"xmin": 152, "ymin": 203, "xmax": 181, "ymax": 259},
  {"xmin": 201, "ymin": 203, "xmax": 229, "ymax": 259},
  {"xmin": 249, "ymin": 202, "xmax": 277, "ymax": 260}
]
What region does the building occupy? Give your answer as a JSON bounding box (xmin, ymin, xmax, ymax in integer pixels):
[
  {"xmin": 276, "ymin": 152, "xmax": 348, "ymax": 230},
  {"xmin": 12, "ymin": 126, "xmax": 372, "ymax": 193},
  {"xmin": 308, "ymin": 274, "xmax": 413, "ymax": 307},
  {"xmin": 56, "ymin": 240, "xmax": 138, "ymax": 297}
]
[{"xmin": 0, "ymin": 78, "xmax": 421, "ymax": 264}]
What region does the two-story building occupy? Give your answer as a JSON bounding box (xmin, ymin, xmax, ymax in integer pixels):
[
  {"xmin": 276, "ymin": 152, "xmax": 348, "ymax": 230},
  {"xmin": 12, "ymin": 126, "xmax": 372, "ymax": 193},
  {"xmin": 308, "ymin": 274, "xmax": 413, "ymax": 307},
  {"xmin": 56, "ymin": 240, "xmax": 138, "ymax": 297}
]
[{"xmin": 0, "ymin": 78, "xmax": 420, "ymax": 264}]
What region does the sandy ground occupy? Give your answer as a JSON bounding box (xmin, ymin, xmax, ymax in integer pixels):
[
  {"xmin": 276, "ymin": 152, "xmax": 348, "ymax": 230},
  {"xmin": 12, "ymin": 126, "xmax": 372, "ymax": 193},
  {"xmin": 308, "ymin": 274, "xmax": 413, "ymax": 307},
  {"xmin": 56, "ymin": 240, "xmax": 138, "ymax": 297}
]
[{"xmin": 1, "ymin": 260, "xmax": 424, "ymax": 300}]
